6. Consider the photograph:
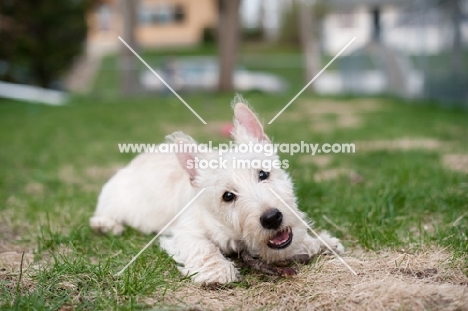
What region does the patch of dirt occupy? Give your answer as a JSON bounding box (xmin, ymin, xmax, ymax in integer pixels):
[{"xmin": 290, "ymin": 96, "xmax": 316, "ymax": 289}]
[
  {"xmin": 299, "ymin": 155, "xmax": 332, "ymax": 167},
  {"xmin": 157, "ymin": 248, "xmax": 468, "ymax": 311},
  {"xmin": 58, "ymin": 164, "xmax": 124, "ymax": 192},
  {"xmin": 306, "ymin": 114, "xmax": 362, "ymax": 133},
  {"xmin": 356, "ymin": 139, "xmax": 443, "ymax": 152},
  {"xmin": 391, "ymin": 267, "xmax": 438, "ymax": 279},
  {"xmin": 299, "ymin": 99, "xmax": 384, "ymax": 115},
  {"xmin": 0, "ymin": 252, "xmax": 35, "ymax": 272},
  {"xmin": 0, "ymin": 211, "xmax": 28, "ymax": 254},
  {"xmin": 5, "ymin": 196, "xmax": 27, "ymax": 210},
  {"xmin": 337, "ymin": 114, "xmax": 362, "ymax": 128},
  {"xmin": 0, "ymin": 238, "xmax": 25, "ymax": 255},
  {"xmin": 0, "ymin": 215, "xmax": 36, "ymax": 293},
  {"xmin": 443, "ymin": 154, "xmax": 468, "ymax": 174},
  {"xmin": 25, "ymin": 182, "xmax": 44, "ymax": 196},
  {"xmin": 85, "ymin": 165, "xmax": 122, "ymax": 181},
  {"xmin": 282, "ymin": 99, "xmax": 383, "ymax": 132},
  {"xmin": 0, "ymin": 246, "xmax": 72, "ymax": 304},
  {"xmin": 58, "ymin": 165, "xmax": 82, "ymax": 185},
  {"xmin": 314, "ymin": 168, "xmax": 364, "ymax": 184}
]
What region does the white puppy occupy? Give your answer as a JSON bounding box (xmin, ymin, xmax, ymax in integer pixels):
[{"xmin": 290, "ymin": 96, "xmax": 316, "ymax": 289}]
[{"xmin": 90, "ymin": 97, "xmax": 344, "ymax": 284}]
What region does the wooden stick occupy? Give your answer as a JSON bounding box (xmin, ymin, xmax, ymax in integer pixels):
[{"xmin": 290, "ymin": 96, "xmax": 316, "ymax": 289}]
[{"xmin": 240, "ymin": 251, "xmax": 297, "ymax": 277}]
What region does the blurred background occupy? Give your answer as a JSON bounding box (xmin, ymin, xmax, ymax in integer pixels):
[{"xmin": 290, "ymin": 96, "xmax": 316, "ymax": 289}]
[
  {"xmin": 1, "ymin": 3, "xmax": 468, "ymax": 308},
  {"xmin": 1, "ymin": 0, "xmax": 467, "ymax": 104}
]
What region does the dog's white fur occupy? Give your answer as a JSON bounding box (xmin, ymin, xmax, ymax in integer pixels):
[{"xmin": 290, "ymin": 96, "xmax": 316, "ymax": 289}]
[{"xmin": 90, "ymin": 97, "xmax": 344, "ymax": 284}]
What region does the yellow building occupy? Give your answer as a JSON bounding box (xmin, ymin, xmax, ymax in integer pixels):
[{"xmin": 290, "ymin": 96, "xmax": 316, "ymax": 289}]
[{"xmin": 87, "ymin": 0, "xmax": 217, "ymax": 51}]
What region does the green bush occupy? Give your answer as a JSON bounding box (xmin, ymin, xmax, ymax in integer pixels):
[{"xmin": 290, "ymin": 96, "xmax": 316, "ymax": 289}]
[
  {"xmin": 242, "ymin": 28, "xmax": 264, "ymax": 42},
  {"xmin": 0, "ymin": 0, "xmax": 90, "ymax": 88},
  {"xmin": 202, "ymin": 27, "xmax": 217, "ymax": 45}
]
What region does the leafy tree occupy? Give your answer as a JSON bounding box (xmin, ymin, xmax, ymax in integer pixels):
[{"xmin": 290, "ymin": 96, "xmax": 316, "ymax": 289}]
[{"xmin": 0, "ymin": 0, "xmax": 90, "ymax": 88}]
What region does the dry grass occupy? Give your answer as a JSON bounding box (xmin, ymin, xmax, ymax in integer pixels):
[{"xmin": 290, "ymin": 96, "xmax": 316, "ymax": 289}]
[
  {"xmin": 356, "ymin": 139, "xmax": 444, "ymax": 152},
  {"xmin": 312, "ymin": 168, "xmax": 364, "ymax": 184},
  {"xmin": 2, "ymin": 228, "xmax": 466, "ymax": 311},
  {"xmin": 58, "ymin": 164, "xmax": 123, "ymax": 192},
  {"xmin": 281, "ymin": 99, "xmax": 384, "ymax": 133},
  {"xmin": 158, "ymin": 248, "xmax": 468, "ymax": 311},
  {"xmin": 289, "ymin": 99, "xmax": 384, "ymax": 117},
  {"xmin": 0, "ymin": 252, "xmax": 35, "ymax": 272},
  {"xmin": 299, "ymin": 155, "xmax": 332, "ymax": 168},
  {"xmin": 443, "ymin": 154, "xmax": 468, "ymax": 174},
  {"xmin": 0, "ymin": 209, "xmax": 30, "ymax": 254},
  {"xmin": 24, "ymin": 182, "xmax": 45, "ymax": 197}
]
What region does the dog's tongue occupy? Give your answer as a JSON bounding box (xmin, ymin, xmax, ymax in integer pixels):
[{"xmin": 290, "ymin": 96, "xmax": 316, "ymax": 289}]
[{"xmin": 272, "ymin": 230, "xmax": 289, "ymax": 244}]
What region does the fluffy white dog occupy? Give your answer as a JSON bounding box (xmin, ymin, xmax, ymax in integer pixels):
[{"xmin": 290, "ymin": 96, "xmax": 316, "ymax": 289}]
[{"xmin": 90, "ymin": 97, "xmax": 344, "ymax": 284}]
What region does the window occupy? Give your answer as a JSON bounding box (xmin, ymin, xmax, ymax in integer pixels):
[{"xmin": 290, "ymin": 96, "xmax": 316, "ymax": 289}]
[
  {"xmin": 97, "ymin": 4, "xmax": 112, "ymax": 31},
  {"xmin": 138, "ymin": 3, "xmax": 186, "ymax": 25}
]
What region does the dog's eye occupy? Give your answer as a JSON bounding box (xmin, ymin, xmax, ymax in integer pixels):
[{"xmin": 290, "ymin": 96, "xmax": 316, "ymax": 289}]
[
  {"xmin": 222, "ymin": 191, "xmax": 236, "ymax": 202},
  {"xmin": 259, "ymin": 170, "xmax": 270, "ymax": 181}
]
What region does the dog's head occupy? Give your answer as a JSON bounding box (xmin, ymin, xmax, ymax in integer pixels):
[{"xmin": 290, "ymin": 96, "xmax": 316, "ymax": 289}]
[{"xmin": 169, "ymin": 98, "xmax": 307, "ymax": 262}]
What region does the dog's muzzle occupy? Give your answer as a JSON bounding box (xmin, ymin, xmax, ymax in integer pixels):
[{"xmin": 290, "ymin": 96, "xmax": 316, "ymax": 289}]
[
  {"xmin": 267, "ymin": 227, "xmax": 293, "ymax": 249},
  {"xmin": 261, "ymin": 208, "xmax": 293, "ymax": 249}
]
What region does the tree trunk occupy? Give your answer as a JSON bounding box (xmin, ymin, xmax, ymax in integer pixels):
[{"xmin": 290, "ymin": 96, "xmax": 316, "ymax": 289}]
[
  {"xmin": 120, "ymin": 0, "xmax": 137, "ymax": 96},
  {"xmin": 449, "ymin": 0, "xmax": 462, "ymax": 75},
  {"xmin": 298, "ymin": 0, "xmax": 320, "ymax": 90},
  {"xmin": 218, "ymin": 0, "xmax": 241, "ymax": 92}
]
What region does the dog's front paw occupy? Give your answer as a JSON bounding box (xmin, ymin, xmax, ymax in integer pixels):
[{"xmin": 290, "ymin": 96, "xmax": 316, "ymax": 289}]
[
  {"xmin": 90, "ymin": 216, "xmax": 124, "ymax": 235},
  {"xmin": 319, "ymin": 231, "xmax": 344, "ymax": 255},
  {"xmin": 192, "ymin": 260, "xmax": 241, "ymax": 285}
]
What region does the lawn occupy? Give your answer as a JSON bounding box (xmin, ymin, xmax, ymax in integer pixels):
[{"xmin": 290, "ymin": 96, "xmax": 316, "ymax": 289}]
[{"xmin": 1, "ymin": 45, "xmax": 468, "ymax": 310}]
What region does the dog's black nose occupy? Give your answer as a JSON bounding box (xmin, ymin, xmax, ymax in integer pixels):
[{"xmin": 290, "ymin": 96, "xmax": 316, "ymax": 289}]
[{"xmin": 260, "ymin": 208, "xmax": 283, "ymax": 230}]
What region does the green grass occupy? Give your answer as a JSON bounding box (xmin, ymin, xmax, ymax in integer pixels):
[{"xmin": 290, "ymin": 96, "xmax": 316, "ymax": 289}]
[
  {"xmin": 1, "ymin": 43, "xmax": 468, "ymax": 309},
  {"xmin": 1, "ymin": 93, "xmax": 467, "ymax": 309}
]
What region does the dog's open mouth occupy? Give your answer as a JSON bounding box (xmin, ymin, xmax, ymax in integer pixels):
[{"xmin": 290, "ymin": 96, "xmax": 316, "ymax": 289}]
[{"xmin": 267, "ymin": 227, "xmax": 293, "ymax": 249}]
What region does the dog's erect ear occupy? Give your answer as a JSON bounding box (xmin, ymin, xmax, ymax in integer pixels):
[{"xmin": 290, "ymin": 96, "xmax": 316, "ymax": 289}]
[
  {"xmin": 166, "ymin": 131, "xmax": 198, "ymax": 180},
  {"xmin": 231, "ymin": 97, "xmax": 270, "ymax": 144}
]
